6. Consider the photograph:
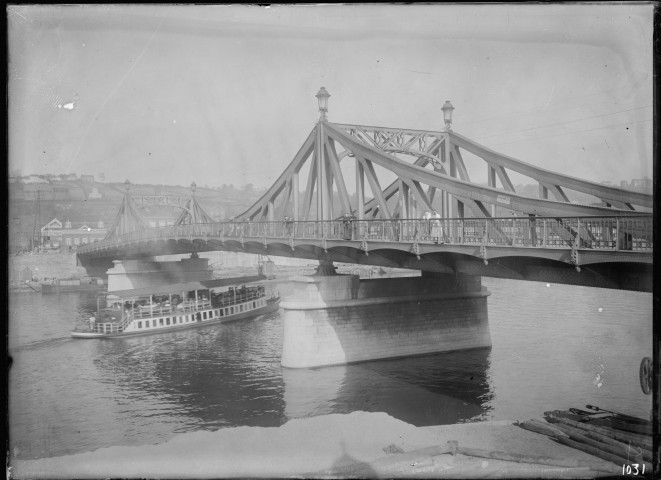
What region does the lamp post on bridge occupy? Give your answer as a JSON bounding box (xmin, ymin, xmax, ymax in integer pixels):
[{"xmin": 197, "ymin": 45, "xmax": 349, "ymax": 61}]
[
  {"xmin": 316, "ymin": 87, "xmax": 330, "ymax": 122},
  {"xmin": 442, "ymin": 100, "xmax": 454, "ymax": 132},
  {"xmin": 315, "ymin": 87, "xmax": 331, "ymax": 225},
  {"xmin": 441, "ymin": 101, "xmax": 455, "ymax": 221}
]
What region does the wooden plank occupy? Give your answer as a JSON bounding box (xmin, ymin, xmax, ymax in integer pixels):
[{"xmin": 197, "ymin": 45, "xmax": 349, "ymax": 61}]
[
  {"xmin": 455, "ymin": 445, "xmax": 618, "ymax": 473},
  {"xmin": 555, "ymin": 436, "xmax": 650, "ymax": 471},
  {"xmin": 516, "ymin": 419, "xmax": 569, "ymax": 439},
  {"xmin": 546, "ymin": 415, "xmax": 653, "ymax": 450},
  {"xmin": 550, "ymin": 422, "xmax": 651, "ymax": 462}
]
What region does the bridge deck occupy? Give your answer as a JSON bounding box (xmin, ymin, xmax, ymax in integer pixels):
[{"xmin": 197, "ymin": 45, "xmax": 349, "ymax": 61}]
[{"xmin": 78, "ymin": 216, "xmax": 652, "ymax": 256}]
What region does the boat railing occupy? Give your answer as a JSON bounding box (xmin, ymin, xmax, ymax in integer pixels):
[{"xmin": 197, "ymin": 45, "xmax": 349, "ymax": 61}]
[
  {"xmin": 90, "ymin": 289, "xmax": 268, "ymax": 331},
  {"xmin": 90, "ymin": 309, "xmax": 134, "ymax": 334},
  {"xmin": 213, "ymin": 289, "xmax": 264, "ymax": 308},
  {"xmin": 174, "ymin": 299, "xmax": 212, "ymax": 313}
]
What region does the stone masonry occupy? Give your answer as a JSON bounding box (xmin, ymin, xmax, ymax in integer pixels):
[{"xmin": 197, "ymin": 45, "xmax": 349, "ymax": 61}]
[{"xmin": 281, "ymin": 273, "xmax": 491, "ymax": 368}]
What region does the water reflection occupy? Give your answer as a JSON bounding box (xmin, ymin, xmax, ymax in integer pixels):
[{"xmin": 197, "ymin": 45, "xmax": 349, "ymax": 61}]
[
  {"xmin": 10, "ymin": 277, "xmax": 651, "ymax": 460},
  {"xmin": 283, "ymin": 347, "xmax": 493, "ymax": 426},
  {"xmin": 89, "ymin": 314, "xmax": 286, "ymax": 431},
  {"xmin": 89, "ymin": 319, "xmax": 493, "ymax": 434}
]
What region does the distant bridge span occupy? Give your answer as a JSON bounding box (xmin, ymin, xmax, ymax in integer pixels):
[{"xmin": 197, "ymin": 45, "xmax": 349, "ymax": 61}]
[{"xmin": 77, "ymin": 91, "xmax": 653, "ymax": 292}]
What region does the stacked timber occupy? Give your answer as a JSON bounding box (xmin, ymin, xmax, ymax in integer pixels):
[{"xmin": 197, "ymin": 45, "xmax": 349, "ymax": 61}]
[
  {"xmin": 516, "ymin": 407, "xmax": 653, "ymax": 474},
  {"xmin": 313, "ymin": 439, "xmax": 619, "ymax": 477}
]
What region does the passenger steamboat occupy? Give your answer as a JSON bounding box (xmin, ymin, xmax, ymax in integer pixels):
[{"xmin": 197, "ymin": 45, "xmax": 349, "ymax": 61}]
[{"xmin": 70, "ymin": 275, "xmax": 280, "ymax": 338}]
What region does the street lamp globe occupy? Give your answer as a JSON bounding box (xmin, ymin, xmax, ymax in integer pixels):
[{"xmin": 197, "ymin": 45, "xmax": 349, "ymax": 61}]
[
  {"xmin": 191, "ymin": 181, "xmax": 197, "ymax": 193},
  {"xmin": 316, "ymin": 87, "xmax": 330, "ymax": 120},
  {"xmin": 441, "ymin": 100, "xmax": 455, "ymax": 131}
]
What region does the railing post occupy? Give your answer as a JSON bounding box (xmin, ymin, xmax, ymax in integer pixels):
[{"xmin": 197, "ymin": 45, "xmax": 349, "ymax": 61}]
[
  {"xmin": 615, "ymin": 217, "xmax": 620, "ymax": 251},
  {"xmin": 542, "ymin": 219, "xmax": 547, "ymax": 247},
  {"xmin": 459, "ymin": 219, "xmax": 464, "ymax": 244}
]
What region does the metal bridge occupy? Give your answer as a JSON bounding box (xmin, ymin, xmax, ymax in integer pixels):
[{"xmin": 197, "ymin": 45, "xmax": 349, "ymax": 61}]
[{"xmin": 78, "ymin": 89, "xmax": 653, "ymax": 291}]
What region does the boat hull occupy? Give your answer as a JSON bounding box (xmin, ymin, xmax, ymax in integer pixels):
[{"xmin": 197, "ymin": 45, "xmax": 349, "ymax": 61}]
[{"xmin": 71, "ymin": 298, "xmax": 280, "ymax": 339}]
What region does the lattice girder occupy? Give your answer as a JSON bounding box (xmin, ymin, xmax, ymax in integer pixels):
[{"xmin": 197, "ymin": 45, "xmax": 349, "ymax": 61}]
[{"xmin": 234, "ymin": 120, "xmax": 652, "ymax": 224}]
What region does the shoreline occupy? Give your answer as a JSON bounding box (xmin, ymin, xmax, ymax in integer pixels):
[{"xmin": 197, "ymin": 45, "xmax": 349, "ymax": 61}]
[{"xmin": 11, "ymin": 412, "xmax": 619, "ymax": 479}]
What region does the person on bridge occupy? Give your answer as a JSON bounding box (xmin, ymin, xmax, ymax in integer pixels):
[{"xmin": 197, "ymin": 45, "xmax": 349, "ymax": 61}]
[
  {"xmin": 283, "ymin": 216, "xmax": 294, "ymax": 236},
  {"xmin": 341, "ymin": 213, "xmax": 353, "ymax": 240},
  {"xmin": 423, "ymin": 211, "xmax": 432, "ymax": 241},
  {"xmin": 431, "ymin": 211, "xmax": 443, "ymax": 244}
]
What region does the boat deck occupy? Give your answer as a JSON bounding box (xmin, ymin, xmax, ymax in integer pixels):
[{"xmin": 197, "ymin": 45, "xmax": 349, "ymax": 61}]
[{"xmin": 72, "ymin": 290, "xmax": 280, "ymax": 338}]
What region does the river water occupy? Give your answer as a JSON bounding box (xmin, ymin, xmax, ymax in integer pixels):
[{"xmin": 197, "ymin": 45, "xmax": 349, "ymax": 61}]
[{"xmin": 8, "ymin": 277, "xmax": 653, "ymax": 461}]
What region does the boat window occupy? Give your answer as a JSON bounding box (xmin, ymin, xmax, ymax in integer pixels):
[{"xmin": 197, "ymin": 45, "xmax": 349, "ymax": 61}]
[
  {"xmin": 231, "ymin": 307, "xmax": 234, "ymax": 314},
  {"xmin": 166, "ymin": 318, "xmax": 170, "ymax": 325},
  {"xmin": 253, "ymin": 302, "xmax": 256, "ymax": 309},
  {"xmin": 138, "ymin": 321, "xmax": 142, "ymax": 329},
  {"xmin": 159, "ymin": 318, "xmax": 164, "ymax": 326},
  {"xmin": 179, "ymin": 317, "xmax": 183, "ymax": 324}
]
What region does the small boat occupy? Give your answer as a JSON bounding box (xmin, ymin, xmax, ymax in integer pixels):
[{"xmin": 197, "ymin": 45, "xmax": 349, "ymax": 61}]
[
  {"xmin": 70, "ymin": 275, "xmax": 280, "ymax": 339},
  {"xmin": 9, "ymin": 281, "xmax": 42, "ymax": 293},
  {"xmin": 41, "ymin": 277, "xmax": 105, "ymax": 294}
]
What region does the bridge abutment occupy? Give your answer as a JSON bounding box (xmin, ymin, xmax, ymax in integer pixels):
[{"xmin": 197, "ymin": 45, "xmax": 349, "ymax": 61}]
[
  {"xmin": 106, "ymin": 255, "xmax": 213, "ymax": 292},
  {"xmin": 280, "ymin": 270, "xmax": 491, "ymax": 368}
]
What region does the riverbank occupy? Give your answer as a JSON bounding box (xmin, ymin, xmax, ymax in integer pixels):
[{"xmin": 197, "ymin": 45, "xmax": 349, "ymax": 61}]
[
  {"xmin": 8, "ymin": 251, "xmax": 87, "ymax": 282},
  {"xmin": 11, "ymin": 411, "xmax": 620, "ymax": 479}
]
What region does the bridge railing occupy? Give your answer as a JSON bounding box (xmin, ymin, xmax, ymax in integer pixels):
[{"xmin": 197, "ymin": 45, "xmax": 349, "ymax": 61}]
[{"xmin": 78, "ymin": 215, "xmax": 653, "ymax": 253}]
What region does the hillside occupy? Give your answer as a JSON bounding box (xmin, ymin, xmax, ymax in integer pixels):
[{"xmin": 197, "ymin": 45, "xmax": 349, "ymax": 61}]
[{"xmin": 9, "ymin": 179, "xmax": 266, "ymax": 253}]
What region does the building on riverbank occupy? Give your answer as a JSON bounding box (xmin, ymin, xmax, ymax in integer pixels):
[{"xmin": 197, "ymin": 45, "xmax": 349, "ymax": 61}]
[{"xmin": 40, "ymin": 218, "xmax": 107, "ymax": 251}]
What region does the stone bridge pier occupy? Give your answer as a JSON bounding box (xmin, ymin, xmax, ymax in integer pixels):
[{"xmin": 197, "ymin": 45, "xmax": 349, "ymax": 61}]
[{"xmin": 280, "ymin": 262, "xmax": 491, "ymax": 368}]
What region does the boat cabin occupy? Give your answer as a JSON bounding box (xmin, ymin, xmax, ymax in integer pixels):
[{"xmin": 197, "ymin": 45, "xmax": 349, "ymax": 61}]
[{"xmin": 90, "ymin": 275, "xmax": 269, "ymax": 334}]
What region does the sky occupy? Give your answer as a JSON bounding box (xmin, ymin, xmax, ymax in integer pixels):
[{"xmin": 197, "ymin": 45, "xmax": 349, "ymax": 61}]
[{"xmin": 8, "ymin": 4, "xmax": 654, "ymax": 189}]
